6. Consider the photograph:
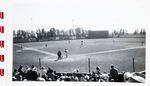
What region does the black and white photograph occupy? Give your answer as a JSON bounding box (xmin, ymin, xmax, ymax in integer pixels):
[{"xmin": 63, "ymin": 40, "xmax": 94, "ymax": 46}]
[{"xmin": 11, "ymin": 0, "xmax": 147, "ymax": 83}]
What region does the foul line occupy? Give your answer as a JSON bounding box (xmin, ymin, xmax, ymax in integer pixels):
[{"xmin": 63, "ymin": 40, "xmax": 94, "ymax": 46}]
[
  {"xmin": 73, "ymin": 46, "xmax": 145, "ymax": 56},
  {"xmin": 14, "ymin": 44, "xmax": 57, "ymax": 57},
  {"xmin": 23, "ymin": 47, "xmax": 57, "ymax": 56}
]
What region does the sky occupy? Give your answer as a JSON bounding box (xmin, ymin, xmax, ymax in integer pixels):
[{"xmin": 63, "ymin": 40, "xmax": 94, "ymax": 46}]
[{"xmin": 10, "ymin": 0, "xmax": 150, "ymax": 33}]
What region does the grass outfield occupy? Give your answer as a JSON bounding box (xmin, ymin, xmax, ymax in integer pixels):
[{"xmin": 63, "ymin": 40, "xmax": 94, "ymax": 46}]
[{"xmin": 13, "ymin": 38, "xmax": 145, "ymax": 73}]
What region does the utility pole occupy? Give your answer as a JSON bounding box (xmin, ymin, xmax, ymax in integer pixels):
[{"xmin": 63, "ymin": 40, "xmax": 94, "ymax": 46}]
[
  {"xmin": 39, "ymin": 58, "xmax": 41, "ymax": 69},
  {"xmin": 88, "ymin": 58, "xmax": 91, "ymax": 73},
  {"xmin": 133, "ymin": 58, "xmax": 135, "ymax": 72},
  {"xmin": 72, "ymin": 19, "xmax": 74, "ymax": 29},
  {"xmin": 30, "ymin": 18, "xmax": 32, "ymax": 30}
]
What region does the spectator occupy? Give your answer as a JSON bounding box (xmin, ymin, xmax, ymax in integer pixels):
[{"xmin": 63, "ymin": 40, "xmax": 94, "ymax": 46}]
[
  {"xmin": 95, "ymin": 67, "xmax": 101, "ymax": 80},
  {"xmin": 96, "ymin": 67, "xmax": 101, "ymax": 74},
  {"xmin": 84, "ymin": 74, "xmax": 90, "ymax": 81},
  {"xmin": 39, "ymin": 66, "xmax": 47, "ymax": 80},
  {"xmin": 80, "ymin": 74, "xmax": 87, "ymax": 81},
  {"xmin": 30, "ymin": 66, "xmax": 38, "ymax": 81},
  {"xmin": 53, "ymin": 71, "xmax": 59, "ymax": 81},
  {"xmin": 73, "ymin": 69, "xmax": 79, "ymax": 73},
  {"xmin": 18, "ymin": 65, "xmax": 24, "ymax": 76},
  {"xmin": 13, "ymin": 69, "xmax": 20, "ymax": 81},
  {"xmin": 13, "ymin": 64, "xmax": 145, "ymax": 82},
  {"xmin": 24, "ymin": 66, "xmax": 30, "ymax": 74},
  {"xmin": 100, "ymin": 72, "xmax": 109, "ymax": 82},
  {"xmin": 24, "ymin": 66, "xmax": 31, "ymax": 80},
  {"xmin": 90, "ymin": 72, "xmax": 97, "ymax": 81},
  {"xmin": 63, "ymin": 73, "xmax": 71, "ymax": 81},
  {"xmin": 31, "ymin": 65, "xmax": 35, "ymax": 71},
  {"xmin": 46, "ymin": 67, "xmax": 55, "ymax": 81},
  {"xmin": 18, "ymin": 65, "xmax": 24, "ymax": 80},
  {"xmin": 109, "ymin": 64, "xmax": 118, "ymax": 82}
]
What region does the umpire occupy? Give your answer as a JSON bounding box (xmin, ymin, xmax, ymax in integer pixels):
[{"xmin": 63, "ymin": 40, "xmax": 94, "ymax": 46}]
[{"xmin": 57, "ymin": 50, "xmax": 62, "ymax": 59}]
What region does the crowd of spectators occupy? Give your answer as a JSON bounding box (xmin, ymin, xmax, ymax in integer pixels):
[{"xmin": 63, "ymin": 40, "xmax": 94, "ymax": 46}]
[{"xmin": 13, "ymin": 64, "xmax": 145, "ymax": 82}]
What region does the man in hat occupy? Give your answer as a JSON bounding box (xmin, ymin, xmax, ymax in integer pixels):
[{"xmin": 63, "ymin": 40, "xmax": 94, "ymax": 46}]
[
  {"xmin": 109, "ymin": 64, "xmax": 118, "ymax": 82},
  {"xmin": 39, "ymin": 65, "xmax": 47, "ymax": 80},
  {"xmin": 57, "ymin": 50, "xmax": 62, "ymax": 59},
  {"xmin": 30, "ymin": 66, "xmax": 38, "ymax": 81},
  {"xmin": 95, "ymin": 67, "xmax": 101, "ymax": 81},
  {"xmin": 18, "ymin": 65, "xmax": 24, "ymax": 77},
  {"xmin": 95, "ymin": 67, "xmax": 101, "ymax": 75}
]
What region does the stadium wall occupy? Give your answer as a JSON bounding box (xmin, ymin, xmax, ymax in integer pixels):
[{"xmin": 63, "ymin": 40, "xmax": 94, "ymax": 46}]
[
  {"xmin": 88, "ymin": 30, "xmax": 109, "ymax": 39},
  {"xmin": 110, "ymin": 34, "xmax": 146, "ymax": 38}
]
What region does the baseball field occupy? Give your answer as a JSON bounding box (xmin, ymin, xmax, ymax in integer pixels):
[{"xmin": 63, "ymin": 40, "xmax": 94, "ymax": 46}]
[{"xmin": 13, "ymin": 38, "xmax": 145, "ymax": 73}]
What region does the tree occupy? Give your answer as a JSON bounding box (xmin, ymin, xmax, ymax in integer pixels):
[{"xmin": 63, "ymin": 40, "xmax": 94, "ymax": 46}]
[
  {"xmin": 36, "ymin": 29, "xmax": 42, "ymax": 39},
  {"xmin": 60, "ymin": 30, "xmax": 65, "ymax": 37},
  {"xmin": 47, "ymin": 28, "xmax": 56, "ymax": 37},
  {"xmin": 30, "ymin": 30, "xmax": 36, "ymax": 38},
  {"xmin": 140, "ymin": 28, "xmax": 146, "ymax": 35},
  {"xmin": 41, "ymin": 28, "xmax": 46, "ymax": 37},
  {"xmin": 134, "ymin": 29, "xmax": 139, "ymax": 35},
  {"xmin": 119, "ymin": 29, "xmax": 125, "ymax": 35},
  {"xmin": 112, "ymin": 30, "xmax": 118, "ymax": 36},
  {"xmin": 75, "ymin": 27, "xmax": 82, "ymax": 39},
  {"xmin": 69, "ymin": 29, "xmax": 73, "ymax": 36},
  {"xmin": 56, "ymin": 29, "xmax": 60, "ymax": 36},
  {"xmin": 13, "ymin": 30, "xmax": 17, "ymax": 38},
  {"xmin": 143, "ymin": 29, "xmax": 146, "ymax": 35}
]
